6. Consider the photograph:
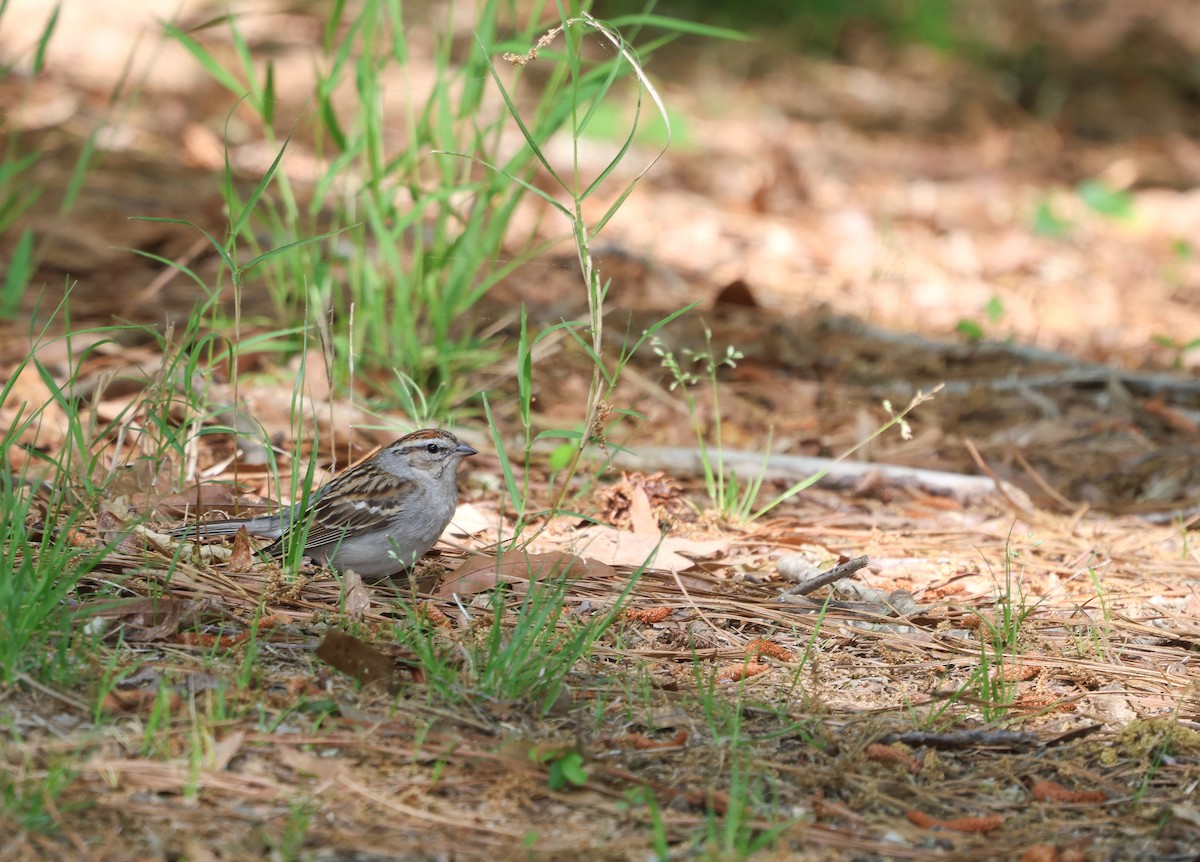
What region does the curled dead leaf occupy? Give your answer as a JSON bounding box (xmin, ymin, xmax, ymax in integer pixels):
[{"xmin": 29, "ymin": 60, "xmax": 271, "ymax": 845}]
[
  {"xmin": 82, "ymin": 596, "xmax": 186, "ymax": 642},
  {"xmin": 341, "ymin": 569, "xmax": 371, "ymax": 620},
  {"xmin": 95, "ymin": 509, "xmax": 146, "ymax": 555},
  {"xmin": 228, "ymin": 527, "xmax": 257, "ymax": 571}
]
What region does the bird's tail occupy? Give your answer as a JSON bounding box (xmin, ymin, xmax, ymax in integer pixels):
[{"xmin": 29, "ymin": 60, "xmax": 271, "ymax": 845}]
[{"xmin": 168, "ymin": 514, "xmax": 286, "ymax": 541}]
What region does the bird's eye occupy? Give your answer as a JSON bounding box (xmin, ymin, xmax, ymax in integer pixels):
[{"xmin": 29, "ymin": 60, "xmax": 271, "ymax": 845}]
[{"xmin": 426, "ymin": 442, "xmax": 441, "ymax": 454}]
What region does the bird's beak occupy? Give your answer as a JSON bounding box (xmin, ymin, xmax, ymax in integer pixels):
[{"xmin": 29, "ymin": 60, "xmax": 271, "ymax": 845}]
[{"xmin": 455, "ymin": 442, "xmax": 478, "ymax": 458}]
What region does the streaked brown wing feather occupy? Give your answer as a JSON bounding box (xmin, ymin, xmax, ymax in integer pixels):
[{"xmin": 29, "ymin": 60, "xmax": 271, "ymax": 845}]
[{"xmin": 263, "ymin": 468, "xmax": 414, "ymax": 556}]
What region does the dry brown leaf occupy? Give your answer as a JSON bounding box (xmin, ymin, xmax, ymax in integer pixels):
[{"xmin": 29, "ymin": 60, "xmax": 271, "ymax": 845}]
[
  {"xmin": 209, "ymin": 729, "xmax": 245, "ymax": 772},
  {"xmin": 95, "ymin": 508, "xmax": 146, "ymax": 555},
  {"xmin": 315, "ymin": 630, "xmax": 398, "ymax": 692},
  {"xmin": 342, "ymin": 569, "xmax": 371, "ymax": 619},
  {"xmin": 277, "ymin": 746, "xmax": 349, "ymax": 781},
  {"xmin": 436, "ymin": 550, "xmax": 617, "ymax": 598},
  {"xmin": 148, "ymin": 484, "xmax": 248, "ymax": 517},
  {"xmin": 628, "ymin": 485, "xmax": 659, "ymax": 535},
  {"xmin": 83, "ymin": 596, "xmax": 185, "ymax": 643},
  {"xmin": 228, "ymin": 526, "xmax": 256, "ymax": 571},
  {"xmin": 444, "ymin": 502, "xmax": 493, "ymax": 537},
  {"xmin": 561, "ymin": 525, "xmax": 730, "ymax": 572}
]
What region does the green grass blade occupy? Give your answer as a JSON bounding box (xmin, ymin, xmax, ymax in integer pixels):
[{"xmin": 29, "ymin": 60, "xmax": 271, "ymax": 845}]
[
  {"xmin": 1, "ymin": 228, "xmax": 35, "ymax": 316},
  {"xmin": 31, "ymin": 2, "xmax": 60, "ymax": 73},
  {"xmin": 130, "ymin": 217, "xmax": 234, "ymax": 274},
  {"xmin": 162, "ymin": 21, "xmax": 249, "ymax": 99}
]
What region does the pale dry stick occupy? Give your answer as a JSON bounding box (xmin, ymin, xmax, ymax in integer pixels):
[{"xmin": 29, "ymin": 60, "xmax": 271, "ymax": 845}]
[
  {"xmin": 183, "ymin": 414, "xmax": 202, "ymax": 484},
  {"xmin": 197, "ymin": 451, "xmax": 237, "ymax": 480},
  {"xmin": 751, "ymin": 384, "xmax": 949, "ymax": 519},
  {"xmin": 610, "ymin": 445, "xmax": 998, "ymax": 500},
  {"xmin": 451, "ymin": 592, "xmax": 473, "ymax": 628},
  {"xmin": 778, "ymin": 555, "xmax": 870, "ymax": 599}
]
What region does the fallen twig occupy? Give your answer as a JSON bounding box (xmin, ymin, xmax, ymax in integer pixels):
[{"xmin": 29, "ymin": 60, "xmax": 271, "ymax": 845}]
[{"xmin": 778, "ymin": 555, "xmax": 870, "ymax": 598}]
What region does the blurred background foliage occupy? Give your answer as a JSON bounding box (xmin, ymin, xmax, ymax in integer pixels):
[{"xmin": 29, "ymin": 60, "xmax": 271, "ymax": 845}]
[{"xmin": 597, "ymin": 0, "xmax": 1200, "ymax": 144}]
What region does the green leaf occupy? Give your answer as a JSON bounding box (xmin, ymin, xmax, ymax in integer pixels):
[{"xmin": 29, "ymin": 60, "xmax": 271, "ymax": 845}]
[
  {"xmin": 984, "ymin": 295, "xmax": 1005, "ymax": 324},
  {"xmin": 162, "ymin": 22, "xmax": 248, "ymax": 100},
  {"xmin": 955, "ymin": 319, "xmax": 984, "ymax": 342},
  {"xmin": 548, "ymin": 443, "xmax": 575, "ymax": 473},
  {"xmin": 545, "ymin": 751, "xmax": 588, "ymax": 791},
  {"xmin": 262, "ymin": 59, "xmax": 275, "ymax": 126},
  {"xmin": 1076, "ymin": 178, "xmax": 1133, "ymax": 219},
  {"xmin": 605, "ymin": 14, "xmax": 753, "ymax": 42},
  {"xmin": 1031, "ymin": 198, "xmax": 1071, "ymax": 238}
]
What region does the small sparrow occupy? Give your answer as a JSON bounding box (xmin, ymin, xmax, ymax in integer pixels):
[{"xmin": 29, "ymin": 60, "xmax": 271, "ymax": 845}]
[{"xmin": 171, "ymin": 428, "xmax": 477, "ymax": 579}]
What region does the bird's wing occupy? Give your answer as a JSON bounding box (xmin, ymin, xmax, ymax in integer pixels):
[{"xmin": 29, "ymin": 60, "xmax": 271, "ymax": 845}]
[{"xmin": 264, "ymin": 472, "xmax": 416, "ymax": 556}]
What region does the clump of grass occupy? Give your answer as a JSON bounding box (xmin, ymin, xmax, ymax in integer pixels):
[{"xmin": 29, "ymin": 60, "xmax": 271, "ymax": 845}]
[
  {"xmin": 0, "ymin": 756, "xmax": 81, "ymax": 836},
  {"xmin": 162, "ymin": 2, "xmax": 653, "ymax": 410},
  {"xmin": 396, "ymin": 553, "xmax": 639, "ymax": 717},
  {"xmin": 0, "ymin": 317, "xmax": 122, "ymax": 684},
  {"xmin": 0, "ymin": 1, "xmax": 59, "ymax": 317}
]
